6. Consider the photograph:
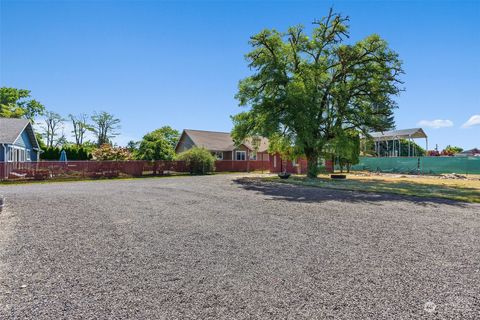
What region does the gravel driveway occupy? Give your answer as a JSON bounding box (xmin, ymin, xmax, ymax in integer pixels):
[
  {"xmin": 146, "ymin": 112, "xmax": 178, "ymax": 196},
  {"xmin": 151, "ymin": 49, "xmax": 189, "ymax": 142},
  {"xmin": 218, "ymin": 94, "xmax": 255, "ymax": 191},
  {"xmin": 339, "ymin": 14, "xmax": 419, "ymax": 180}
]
[{"xmin": 0, "ymin": 174, "xmax": 479, "ymax": 319}]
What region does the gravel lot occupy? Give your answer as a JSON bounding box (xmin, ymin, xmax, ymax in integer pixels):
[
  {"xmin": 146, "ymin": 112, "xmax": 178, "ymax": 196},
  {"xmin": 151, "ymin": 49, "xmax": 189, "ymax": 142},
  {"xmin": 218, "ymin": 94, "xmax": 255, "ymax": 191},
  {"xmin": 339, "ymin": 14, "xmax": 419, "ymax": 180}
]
[{"xmin": 1, "ymin": 174, "xmax": 479, "ymax": 319}]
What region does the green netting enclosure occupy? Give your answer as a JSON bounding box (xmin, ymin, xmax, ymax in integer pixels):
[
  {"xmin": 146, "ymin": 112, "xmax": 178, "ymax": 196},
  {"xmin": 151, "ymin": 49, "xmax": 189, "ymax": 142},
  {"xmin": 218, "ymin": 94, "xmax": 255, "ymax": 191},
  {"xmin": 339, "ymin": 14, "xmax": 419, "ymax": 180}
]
[{"xmin": 344, "ymin": 157, "xmax": 480, "ymax": 174}]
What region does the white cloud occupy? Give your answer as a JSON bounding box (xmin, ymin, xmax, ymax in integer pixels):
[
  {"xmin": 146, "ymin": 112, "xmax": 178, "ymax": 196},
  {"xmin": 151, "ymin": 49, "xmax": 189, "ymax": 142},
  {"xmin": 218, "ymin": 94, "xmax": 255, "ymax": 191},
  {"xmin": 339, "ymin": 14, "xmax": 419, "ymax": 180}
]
[
  {"xmin": 417, "ymin": 119, "xmax": 454, "ymax": 129},
  {"xmin": 461, "ymin": 114, "xmax": 480, "ymax": 128}
]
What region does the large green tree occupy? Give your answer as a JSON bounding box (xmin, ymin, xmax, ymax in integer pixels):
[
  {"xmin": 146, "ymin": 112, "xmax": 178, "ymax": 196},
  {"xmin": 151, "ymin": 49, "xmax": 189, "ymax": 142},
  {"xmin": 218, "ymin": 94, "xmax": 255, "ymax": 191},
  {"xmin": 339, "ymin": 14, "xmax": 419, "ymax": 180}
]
[
  {"xmin": 136, "ymin": 126, "xmax": 179, "ymax": 160},
  {"xmin": 231, "ymin": 10, "xmax": 403, "ymax": 177},
  {"xmin": 0, "ymin": 87, "xmax": 45, "ymax": 121}
]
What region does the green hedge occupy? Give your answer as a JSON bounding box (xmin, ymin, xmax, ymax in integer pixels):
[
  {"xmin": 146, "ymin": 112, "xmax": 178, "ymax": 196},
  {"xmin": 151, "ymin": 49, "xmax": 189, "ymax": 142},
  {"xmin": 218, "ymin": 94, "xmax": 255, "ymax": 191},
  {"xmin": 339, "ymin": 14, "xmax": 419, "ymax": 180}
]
[{"xmin": 40, "ymin": 146, "xmax": 92, "ymax": 161}]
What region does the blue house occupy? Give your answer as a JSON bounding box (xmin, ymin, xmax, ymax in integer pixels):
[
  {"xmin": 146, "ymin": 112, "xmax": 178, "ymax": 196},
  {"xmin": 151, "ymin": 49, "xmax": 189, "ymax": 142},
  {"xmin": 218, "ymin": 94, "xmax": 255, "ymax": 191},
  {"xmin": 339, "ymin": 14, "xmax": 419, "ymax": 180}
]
[{"xmin": 0, "ymin": 118, "xmax": 41, "ymax": 162}]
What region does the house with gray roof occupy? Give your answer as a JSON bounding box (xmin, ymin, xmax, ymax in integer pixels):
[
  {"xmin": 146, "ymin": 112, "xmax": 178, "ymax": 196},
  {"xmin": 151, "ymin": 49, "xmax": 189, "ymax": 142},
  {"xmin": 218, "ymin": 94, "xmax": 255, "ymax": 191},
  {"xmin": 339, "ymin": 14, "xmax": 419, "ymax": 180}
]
[
  {"xmin": 0, "ymin": 118, "xmax": 41, "ymax": 162},
  {"xmin": 175, "ymin": 129, "xmax": 270, "ymax": 161}
]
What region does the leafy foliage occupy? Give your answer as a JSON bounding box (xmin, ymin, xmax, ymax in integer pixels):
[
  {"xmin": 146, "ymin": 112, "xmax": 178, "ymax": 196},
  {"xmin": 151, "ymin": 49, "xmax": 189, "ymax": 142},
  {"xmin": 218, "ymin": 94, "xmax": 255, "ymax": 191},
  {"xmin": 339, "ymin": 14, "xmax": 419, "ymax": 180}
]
[
  {"xmin": 176, "ymin": 147, "xmax": 215, "ymax": 174},
  {"xmin": 91, "ymin": 144, "xmax": 132, "ymax": 160},
  {"xmin": 40, "ymin": 145, "xmax": 93, "ymax": 160},
  {"xmin": 442, "ymin": 145, "xmax": 463, "ymax": 156},
  {"xmin": 398, "ymin": 139, "xmax": 425, "ymax": 156},
  {"xmin": 0, "ymin": 87, "xmax": 45, "ymax": 121},
  {"xmin": 365, "ymin": 138, "xmax": 426, "ymax": 157},
  {"xmin": 231, "ymin": 9, "xmax": 403, "ymax": 177},
  {"xmin": 326, "ymin": 131, "xmax": 360, "ymax": 172},
  {"xmin": 126, "ymin": 140, "xmax": 140, "ymax": 153},
  {"xmin": 136, "ymin": 126, "xmax": 179, "ymax": 160}
]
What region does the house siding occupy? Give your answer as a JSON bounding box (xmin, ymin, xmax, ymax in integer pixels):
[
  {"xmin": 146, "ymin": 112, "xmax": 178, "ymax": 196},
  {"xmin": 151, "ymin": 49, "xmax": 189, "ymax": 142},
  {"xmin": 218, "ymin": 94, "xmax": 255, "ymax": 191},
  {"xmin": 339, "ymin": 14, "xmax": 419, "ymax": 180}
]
[
  {"xmin": 2, "ymin": 130, "xmax": 38, "ymax": 162},
  {"xmin": 222, "ymin": 151, "xmax": 233, "ymax": 160},
  {"xmin": 16, "ymin": 131, "xmax": 34, "ymax": 149}
]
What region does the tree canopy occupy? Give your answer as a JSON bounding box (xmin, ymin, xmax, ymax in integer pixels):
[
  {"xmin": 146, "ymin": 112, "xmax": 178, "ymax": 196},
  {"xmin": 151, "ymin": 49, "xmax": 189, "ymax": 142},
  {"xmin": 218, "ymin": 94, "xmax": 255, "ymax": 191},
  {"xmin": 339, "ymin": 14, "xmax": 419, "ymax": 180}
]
[
  {"xmin": 0, "ymin": 87, "xmax": 45, "ymax": 121},
  {"xmin": 442, "ymin": 145, "xmax": 463, "ymax": 156},
  {"xmin": 136, "ymin": 126, "xmax": 179, "ymax": 160},
  {"xmin": 231, "ymin": 9, "xmax": 403, "ymax": 177},
  {"xmin": 91, "ymin": 111, "xmax": 121, "ymax": 146},
  {"xmin": 325, "ymin": 130, "xmax": 360, "ymax": 172}
]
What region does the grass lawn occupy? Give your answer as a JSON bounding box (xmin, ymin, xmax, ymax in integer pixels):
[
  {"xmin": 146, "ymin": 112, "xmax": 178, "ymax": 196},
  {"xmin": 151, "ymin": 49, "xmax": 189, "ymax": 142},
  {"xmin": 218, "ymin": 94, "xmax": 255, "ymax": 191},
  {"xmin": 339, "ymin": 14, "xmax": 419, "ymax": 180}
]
[{"xmin": 264, "ymin": 173, "xmax": 480, "ymax": 203}]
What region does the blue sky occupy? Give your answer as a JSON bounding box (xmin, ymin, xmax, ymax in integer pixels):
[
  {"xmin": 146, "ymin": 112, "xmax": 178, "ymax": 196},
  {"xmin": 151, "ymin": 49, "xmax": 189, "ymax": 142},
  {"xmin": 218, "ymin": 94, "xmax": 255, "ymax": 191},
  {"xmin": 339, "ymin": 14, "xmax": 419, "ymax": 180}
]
[{"xmin": 1, "ymin": 0, "xmax": 479, "ymax": 149}]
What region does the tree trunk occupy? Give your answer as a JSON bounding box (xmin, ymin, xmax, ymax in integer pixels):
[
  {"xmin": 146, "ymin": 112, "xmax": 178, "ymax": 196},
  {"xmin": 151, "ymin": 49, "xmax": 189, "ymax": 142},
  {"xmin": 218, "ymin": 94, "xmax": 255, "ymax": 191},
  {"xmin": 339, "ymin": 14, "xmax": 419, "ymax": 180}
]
[{"xmin": 306, "ymin": 153, "xmax": 319, "ymax": 178}]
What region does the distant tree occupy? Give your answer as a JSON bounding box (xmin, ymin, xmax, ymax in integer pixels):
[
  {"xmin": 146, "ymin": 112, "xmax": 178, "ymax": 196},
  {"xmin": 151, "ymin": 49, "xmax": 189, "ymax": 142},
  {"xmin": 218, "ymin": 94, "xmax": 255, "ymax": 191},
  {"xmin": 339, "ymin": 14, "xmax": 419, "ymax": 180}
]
[
  {"xmin": 0, "ymin": 87, "xmax": 45, "ymax": 121},
  {"xmin": 69, "ymin": 113, "xmax": 90, "ymax": 146},
  {"xmin": 231, "ymin": 9, "xmax": 403, "ymax": 178},
  {"xmin": 137, "ymin": 126, "xmax": 179, "ymax": 160},
  {"xmin": 442, "ymin": 145, "xmax": 463, "ymax": 156},
  {"xmin": 91, "ymin": 111, "xmax": 121, "ymax": 146},
  {"xmin": 366, "ymin": 138, "xmax": 425, "ymax": 157},
  {"xmin": 398, "ymin": 139, "xmax": 425, "ymax": 156},
  {"xmin": 126, "ymin": 140, "xmax": 139, "ymax": 153},
  {"xmin": 55, "ymin": 130, "xmax": 69, "ymax": 148},
  {"xmin": 35, "ymin": 132, "xmax": 46, "ymax": 150},
  {"xmin": 41, "ymin": 111, "xmax": 64, "ymax": 148}
]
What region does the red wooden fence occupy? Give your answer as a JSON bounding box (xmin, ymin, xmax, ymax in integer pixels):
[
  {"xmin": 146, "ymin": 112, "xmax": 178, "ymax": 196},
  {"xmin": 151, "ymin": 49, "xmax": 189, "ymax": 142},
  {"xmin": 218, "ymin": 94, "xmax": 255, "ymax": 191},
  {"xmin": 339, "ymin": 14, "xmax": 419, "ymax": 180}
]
[{"xmin": 0, "ymin": 160, "xmax": 273, "ymax": 181}]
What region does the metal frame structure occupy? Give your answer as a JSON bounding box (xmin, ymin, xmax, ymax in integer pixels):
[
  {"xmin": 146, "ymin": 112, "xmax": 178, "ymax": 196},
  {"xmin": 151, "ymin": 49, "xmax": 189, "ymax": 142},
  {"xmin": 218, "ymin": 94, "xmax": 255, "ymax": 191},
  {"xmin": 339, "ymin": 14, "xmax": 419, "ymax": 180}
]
[{"xmin": 366, "ymin": 128, "xmax": 428, "ymax": 157}]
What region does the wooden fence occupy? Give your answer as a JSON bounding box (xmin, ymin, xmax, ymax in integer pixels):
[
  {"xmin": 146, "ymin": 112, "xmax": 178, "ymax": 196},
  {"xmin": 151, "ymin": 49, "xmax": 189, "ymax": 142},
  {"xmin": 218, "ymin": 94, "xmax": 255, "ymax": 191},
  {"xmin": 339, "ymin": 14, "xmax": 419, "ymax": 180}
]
[{"xmin": 0, "ymin": 160, "xmax": 272, "ymax": 181}]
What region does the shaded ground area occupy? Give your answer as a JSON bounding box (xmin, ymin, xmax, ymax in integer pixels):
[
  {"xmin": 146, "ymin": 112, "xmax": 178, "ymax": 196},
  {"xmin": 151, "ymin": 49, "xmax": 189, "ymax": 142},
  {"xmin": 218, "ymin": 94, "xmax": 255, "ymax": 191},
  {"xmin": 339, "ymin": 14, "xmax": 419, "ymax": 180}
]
[
  {"xmin": 262, "ymin": 173, "xmax": 480, "ymax": 203},
  {"xmin": 1, "ymin": 174, "xmax": 479, "ymax": 319}
]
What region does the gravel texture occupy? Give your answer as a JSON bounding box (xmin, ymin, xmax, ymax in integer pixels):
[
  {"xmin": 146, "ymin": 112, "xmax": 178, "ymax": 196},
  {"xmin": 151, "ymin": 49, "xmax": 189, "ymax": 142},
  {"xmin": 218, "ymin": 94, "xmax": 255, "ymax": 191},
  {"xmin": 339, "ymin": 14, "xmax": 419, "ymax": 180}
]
[{"xmin": 0, "ymin": 174, "xmax": 479, "ymax": 319}]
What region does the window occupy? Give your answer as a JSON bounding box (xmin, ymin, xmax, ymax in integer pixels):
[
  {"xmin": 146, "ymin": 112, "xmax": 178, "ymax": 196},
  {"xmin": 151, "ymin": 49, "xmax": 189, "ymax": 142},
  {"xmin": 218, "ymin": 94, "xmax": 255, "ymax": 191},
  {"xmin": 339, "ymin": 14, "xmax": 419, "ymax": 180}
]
[
  {"xmin": 7, "ymin": 146, "xmax": 29, "ymax": 162},
  {"xmin": 273, "ymin": 155, "xmax": 277, "ymax": 168},
  {"xmin": 249, "ymin": 152, "xmax": 257, "ymax": 160},
  {"xmin": 214, "ymin": 151, "xmax": 223, "ymax": 160},
  {"xmin": 235, "ymin": 151, "xmax": 246, "ymax": 161}
]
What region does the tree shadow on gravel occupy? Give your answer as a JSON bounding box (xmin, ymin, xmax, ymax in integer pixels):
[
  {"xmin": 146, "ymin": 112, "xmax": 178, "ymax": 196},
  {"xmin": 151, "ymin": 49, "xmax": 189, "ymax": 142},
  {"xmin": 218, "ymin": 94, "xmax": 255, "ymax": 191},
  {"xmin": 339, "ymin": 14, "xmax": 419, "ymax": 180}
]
[{"xmin": 233, "ymin": 177, "xmax": 474, "ymax": 207}]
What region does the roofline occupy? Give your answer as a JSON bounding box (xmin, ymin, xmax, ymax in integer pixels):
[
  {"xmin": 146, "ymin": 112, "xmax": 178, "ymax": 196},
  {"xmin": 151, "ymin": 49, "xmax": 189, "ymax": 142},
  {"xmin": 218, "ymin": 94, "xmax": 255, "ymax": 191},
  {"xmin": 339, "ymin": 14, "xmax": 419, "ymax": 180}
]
[
  {"xmin": 11, "ymin": 121, "xmax": 30, "ymax": 145},
  {"xmin": 174, "ymin": 130, "xmax": 187, "ymax": 153},
  {"xmin": 184, "ymin": 129, "xmax": 231, "ymax": 134},
  {"xmin": 11, "ymin": 120, "xmax": 41, "ymax": 150},
  {"xmin": 175, "ymin": 129, "xmax": 257, "ymax": 153}
]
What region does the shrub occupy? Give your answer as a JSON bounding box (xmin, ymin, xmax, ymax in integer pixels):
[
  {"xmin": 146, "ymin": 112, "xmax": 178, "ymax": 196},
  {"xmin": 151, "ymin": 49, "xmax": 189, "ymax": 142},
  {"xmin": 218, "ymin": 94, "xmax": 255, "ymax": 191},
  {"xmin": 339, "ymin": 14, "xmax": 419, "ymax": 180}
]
[
  {"xmin": 91, "ymin": 144, "xmax": 132, "ymax": 160},
  {"xmin": 176, "ymin": 147, "xmax": 215, "ymax": 174},
  {"xmin": 41, "ymin": 145, "xmax": 93, "ymax": 160}
]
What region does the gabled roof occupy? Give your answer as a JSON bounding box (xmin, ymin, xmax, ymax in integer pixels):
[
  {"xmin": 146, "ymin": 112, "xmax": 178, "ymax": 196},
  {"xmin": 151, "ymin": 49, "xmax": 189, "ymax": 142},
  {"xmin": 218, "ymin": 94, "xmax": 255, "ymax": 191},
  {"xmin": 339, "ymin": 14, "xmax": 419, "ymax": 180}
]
[
  {"xmin": 179, "ymin": 129, "xmax": 269, "ymax": 152},
  {"xmin": 368, "ymin": 128, "xmax": 427, "ymax": 140},
  {"xmin": 0, "ymin": 118, "xmax": 40, "ymax": 149}
]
